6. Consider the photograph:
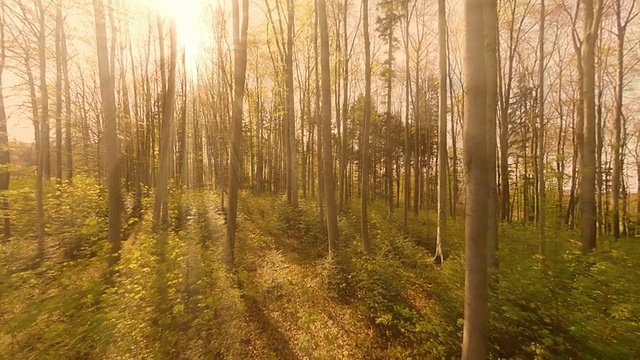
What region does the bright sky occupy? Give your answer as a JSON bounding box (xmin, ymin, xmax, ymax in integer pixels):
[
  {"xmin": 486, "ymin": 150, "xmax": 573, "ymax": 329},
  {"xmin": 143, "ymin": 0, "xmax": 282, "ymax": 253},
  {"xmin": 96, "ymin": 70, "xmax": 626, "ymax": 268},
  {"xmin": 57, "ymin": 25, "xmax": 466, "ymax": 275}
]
[
  {"xmin": 3, "ymin": 0, "xmax": 217, "ymax": 143},
  {"xmin": 140, "ymin": 0, "xmax": 209, "ymax": 79}
]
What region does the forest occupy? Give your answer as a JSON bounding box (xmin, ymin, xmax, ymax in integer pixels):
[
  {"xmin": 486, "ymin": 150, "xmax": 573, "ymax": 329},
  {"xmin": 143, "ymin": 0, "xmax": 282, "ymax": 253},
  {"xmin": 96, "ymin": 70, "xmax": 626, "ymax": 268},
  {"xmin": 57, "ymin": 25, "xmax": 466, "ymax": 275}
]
[{"xmin": 0, "ymin": 0, "xmax": 639, "ymax": 358}]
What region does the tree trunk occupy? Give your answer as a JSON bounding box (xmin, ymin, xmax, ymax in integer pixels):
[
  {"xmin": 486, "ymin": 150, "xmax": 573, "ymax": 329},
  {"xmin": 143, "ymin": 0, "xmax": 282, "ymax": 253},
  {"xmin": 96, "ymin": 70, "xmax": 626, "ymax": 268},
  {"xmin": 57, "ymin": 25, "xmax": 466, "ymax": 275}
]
[
  {"xmin": 36, "ymin": 0, "xmax": 48, "ymax": 257},
  {"xmin": 225, "ymin": 0, "xmax": 249, "ymax": 269},
  {"xmin": 286, "ymin": 0, "xmax": 297, "ymax": 208},
  {"xmin": 435, "ymin": 0, "xmax": 447, "ymax": 264},
  {"xmin": 403, "ymin": 1, "xmax": 411, "ymax": 231},
  {"xmin": 537, "ymin": 0, "xmax": 546, "ymax": 259},
  {"xmin": 318, "ymin": 0, "xmax": 339, "ymax": 254},
  {"xmin": 55, "ymin": 3, "xmax": 63, "ymax": 184},
  {"xmin": 0, "ymin": 7, "xmax": 10, "ymax": 239},
  {"xmin": 37, "ymin": 0, "xmax": 50, "ymax": 180},
  {"xmin": 461, "ymin": 0, "xmax": 488, "ymax": 356},
  {"xmin": 93, "ymin": 0, "xmax": 122, "ymax": 267},
  {"xmin": 611, "ymin": 0, "xmax": 631, "ymax": 239},
  {"xmin": 580, "ymin": 0, "xmax": 602, "ymax": 253},
  {"xmin": 153, "ymin": 19, "xmax": 177, "ymax": 226},
  {"xmin": 361, "ymin": 0, "xmax": 372, "ymax": 253},
  {"xmin": 485, "ymin": 0, "xmax": 498, "ymax": 272},
  {"xmin": 61, "ymin": 20, "xmax": 72, "ymax": 182},
  {"xmin": 340, "ymin": 0, "xmax": 349, "ymax": 212}
]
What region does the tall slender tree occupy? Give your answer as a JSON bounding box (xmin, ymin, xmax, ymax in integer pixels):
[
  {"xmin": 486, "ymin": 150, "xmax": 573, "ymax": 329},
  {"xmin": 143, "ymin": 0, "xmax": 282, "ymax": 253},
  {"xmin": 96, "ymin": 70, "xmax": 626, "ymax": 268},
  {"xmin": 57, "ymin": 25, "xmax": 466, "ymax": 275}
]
[
  {"xmin": 461, "ymin": 0, "xmax": 488, "ymax": 357},
  {"xmin": 0, "ymin": 4, "xmax": 10, "ymax": 239},
  {"xmin": 537, "ymin": 0, "xmax": 546, "ymax": 258},
  {"xmin": 361, "ymin": 0, "xmax": 372, "ymax": 253},
  {"xmin": 435, "ymin": 0, "xmax": 447, "ymax": 264},
  {"xmin": 152, "ymin": 19, "xmax": 177, "ymax": 226},
  {"xmin": 225, "ymin": 0, "xmax": 249, "ymax": 269},
  {"xmin": 485, "ymin": 0, "xmax": 498, "ymax": 272},
  {"xmin": 93, "ymin": 0, "xmax": 121, "ymax": 267},
  {"xmin": 580, "ymin": 0, "xmax": 603, "ymax": 252},
  {"xmin": 55, "ymin": 2, "xmax": 63, "ymax": 184},
  {"xmin": 318, "ymin": 0, "xmax": 339, "ymax": 254},
  {"xmin": 61, "ymin": 13, "xmax": 72, "ymax": 182},
  {"xmin": 612, "ymin": 0, "xmax": 637, "ymax": 239}
]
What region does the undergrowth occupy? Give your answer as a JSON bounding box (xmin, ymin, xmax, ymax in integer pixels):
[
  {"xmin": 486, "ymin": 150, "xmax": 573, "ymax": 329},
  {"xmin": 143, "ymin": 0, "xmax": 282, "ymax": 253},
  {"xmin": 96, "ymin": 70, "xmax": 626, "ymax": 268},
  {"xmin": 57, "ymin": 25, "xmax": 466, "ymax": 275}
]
[{"xmin": 1, "ymin": 180, "xmax": 638, "ymax": 359}]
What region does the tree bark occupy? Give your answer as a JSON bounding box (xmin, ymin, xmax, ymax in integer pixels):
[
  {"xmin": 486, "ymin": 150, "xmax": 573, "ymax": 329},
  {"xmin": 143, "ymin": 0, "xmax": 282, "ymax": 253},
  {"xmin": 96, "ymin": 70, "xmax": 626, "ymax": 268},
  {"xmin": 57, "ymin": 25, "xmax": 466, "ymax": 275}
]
[
  {"xmin": 361, "ymin": 0, "xmax": 372, "ymax": 253},
  {"xmin": 286, "ymin": 0, "xmax": 297, "ymax": 208},
  {"xmin": 611, "ymin": 0, "xmax": 634, "ymax": 239},
  {"xmin": 93, "ymin": 0, "xmax": 122, "ymax": 267},
  {"xmin": 225, "ymin": 0, "xmax": 249, "ymax": 269},
  {"xmin": 55, "ymin": 2, "xmax": 63, "ymax": 184},
  {"xmin": 435, "ymin": 0, "xmax": 447, "ymax": 264},
  {"xmin": 538, "ymin": 0, "xmax": 546, "ymax": 259},
  {"xmin": 61, "ymin": 18, "xmax": 72, "ymax": 182},
  {"xmin": 0, "ymin": 7, "xmax": 10, "ymax": 239},
  {"xmin": 485, "ymin": 0, "xmax": 498, "ymax": 272},
  {"xmin": 461, "ymin": 0, "xmax": 488, "ymax": 356},
  {"xmin": 386, "ymin": 34, "xmax": 393, "ymax": 215},
  {"xmin": 580, "ymin": 0, "xmax": 602, "ymax": 253},
  {"xmin": 152, "ymin": 19, "xmax": 177, "ymax": 226},
  {"xmin": 318, "ymin": 0, "xmax": 339, "ymax": 254}
]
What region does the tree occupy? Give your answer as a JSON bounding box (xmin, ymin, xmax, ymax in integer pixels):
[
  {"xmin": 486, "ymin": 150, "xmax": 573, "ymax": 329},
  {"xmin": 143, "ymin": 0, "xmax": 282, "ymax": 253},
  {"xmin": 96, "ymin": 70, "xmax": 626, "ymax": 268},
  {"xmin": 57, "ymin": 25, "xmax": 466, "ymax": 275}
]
[
  {"xmin": 61, "ymin": 9, "xmax": 71, "ymax": 182},
  {"xmin": 286, "ymin": 0, "xmax": 297, "ymax": 208},
  {"xmin": 152, "ymin": 18, "xmax": 177, "ymax": 226},
  {"xmin": 461, "ymin": 0, "xmax": 488, "ymax": 357},
  {"xmin": 376, "ymin": 0, "xmax": 402, "ymax": 215},
  {"xmin": 580, "ymin": 0, "xmax": 603, "ymax": 252},
  {"xmin": 485, "ymin": 0, "xmax": 498, "ymax": 272},
  {"xmin": 361, "ymin": 0, "xmax": 372, "ymax": 253},
  {"xmin": 36, "ymin": 0, "xmax": 50, "ymax": 180},
  {"xmin": 93, "ymin": 0, "xmax": 121, "ymax": 267},
  {"xmin": 402, "ymin": 0, "xmax": 412, "ymax": 230},
  {"xmin": 225, "ymin": 0, "xmax": 249, "ymax": 269},
  {"xmin": 537, "ymin": 0, "xmax": 546, "ymax": 258},
  {"xmin": 434, "ymin": 0, "xmax": 446, "ymax": 264},
  {"xmin": 55, "ymin": 2, "xmax": 63, "ymax": 184},
  {"xmin": 318, "ymin": 0, "xmax": 339, "ymax": 254},
  {"xmin": 0, "ymin": 4, "xmax": 10, "ymax": 239},
  {"xmin": 612, "ymin": 0, "xmax": 637, "ymax": 239}
]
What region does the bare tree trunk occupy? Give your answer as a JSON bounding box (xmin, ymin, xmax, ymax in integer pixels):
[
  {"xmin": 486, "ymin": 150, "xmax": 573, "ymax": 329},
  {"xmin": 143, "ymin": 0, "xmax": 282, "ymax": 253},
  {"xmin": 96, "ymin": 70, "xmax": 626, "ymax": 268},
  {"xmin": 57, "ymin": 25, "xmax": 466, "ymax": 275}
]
[
  {"xmin": 340, "ymin": 0, "xmax": 349, "ymax": 212},
  {"xmin": 0, "ymin": 7, "xmax": 10, "ymax": 239},
  {"xmin": 93, "ymin": 0, "xmax": 121, "ymax": 267},
  {"xmin": 286, "ymin": 0, "xmax": 297, "ymax": 208},
  {"xmin": 153, "ymin": 19, "xmax": 177, "ymax": 226},
  {"xmin": 55, "ymin": 2, "xmax": 63, "ymax": 184},
  {"xmin": 225, "ymin": 0, "xmax": 249, "ymax": 269},
  {"xmin": 386, "ymin": 34, "xmax": 393, "ymax": 215},
  {"xmin": 611, "ymin": 0, "xmax": 635, "ymax": 238},
  {"xmin": 61, "ymin": 19, "xmax": 72, "ymax": 182},
  {"xmin": 556, "ymin": 56, "xmax": 565, "ymax": 219},
  {"xmin": 485, "ymin": 0, "xmax": 498, "ymax": 272},
  {"xmin": 461, "ymin": 0, "xmax": 488, "ymax": 356},
  {"xmin": 318, "ymin": 0, "xmax": 339, "ymax": 254},
  {"xmin": 193, "ymin": 93, "xmax": 204, "ymax": 189},
  {"xmin": 448, "ymin": 39, "xmax": 458, "ymax": 217},
  {"xmin": 414, "ymin": 65, "xmax": 421, "ymax": 216},
  {"xmin": 361, "ymin": 0, "xmax": 372, "ymax": 253},
  {"xmin": 315, "ymin": 0, "xmax": 325, "ymax": 229},
  {"xmin": 580, "ymin": 0, "xmax": 602, "ymax": 253},
  {"xmin": 35, "ymin": 0, "xmax": 48, "ymax": 257},
  {"xmin": 37, "ymin": 0, "xmax": 50, "ymax": 181},
  {"xmin": 403, "ymin": 1, "xmax": 411, "ymax": 230},
  {"xmin": 538, "ymin": 0, "xmax": 546, "ymax": 259},
  {"xmin": 566, "ymin": 100, "xmax": 579, "ymax": 228},
  {"xmin": 435, "ymin": 0, "xmax": 447, "ymax": 264}
]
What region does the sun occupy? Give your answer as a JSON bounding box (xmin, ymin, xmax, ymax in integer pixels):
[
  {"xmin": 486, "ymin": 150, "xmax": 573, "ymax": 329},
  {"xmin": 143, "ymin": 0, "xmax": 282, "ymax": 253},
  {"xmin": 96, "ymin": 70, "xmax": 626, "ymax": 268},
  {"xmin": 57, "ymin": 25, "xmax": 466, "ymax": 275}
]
[{"xmin": 141, "ymin": 0, "xmax": 208, "ymax": 80}]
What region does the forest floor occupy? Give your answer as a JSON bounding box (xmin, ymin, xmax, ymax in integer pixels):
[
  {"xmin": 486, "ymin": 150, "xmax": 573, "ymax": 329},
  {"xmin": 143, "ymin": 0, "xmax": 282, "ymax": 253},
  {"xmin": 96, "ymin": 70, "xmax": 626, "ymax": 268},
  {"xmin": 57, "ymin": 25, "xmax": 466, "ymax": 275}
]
[{"xmin": 1, "ymin": 179, "xmax": 639, "ymax": 359}]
